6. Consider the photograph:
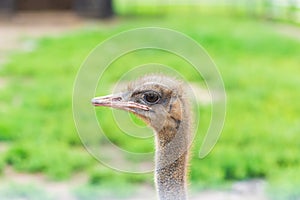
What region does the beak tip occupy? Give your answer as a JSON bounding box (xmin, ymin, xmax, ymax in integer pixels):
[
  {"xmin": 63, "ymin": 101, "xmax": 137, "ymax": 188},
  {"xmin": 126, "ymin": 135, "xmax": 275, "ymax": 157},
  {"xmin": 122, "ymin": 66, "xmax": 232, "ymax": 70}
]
[
  {"xmin": 91, "ymin": 98, "xmax": 99, "ymax": 106},
  {"xmin": 91, "ymin": 94, "xmax": 150, "ymax": 111}
]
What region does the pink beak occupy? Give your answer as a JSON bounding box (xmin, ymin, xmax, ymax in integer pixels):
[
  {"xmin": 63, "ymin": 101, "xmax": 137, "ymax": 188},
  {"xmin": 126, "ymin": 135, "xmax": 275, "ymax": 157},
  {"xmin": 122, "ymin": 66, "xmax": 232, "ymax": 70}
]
[{"xmin": 91, "ymin": 93, "xmax": 151, "ymax": 111}]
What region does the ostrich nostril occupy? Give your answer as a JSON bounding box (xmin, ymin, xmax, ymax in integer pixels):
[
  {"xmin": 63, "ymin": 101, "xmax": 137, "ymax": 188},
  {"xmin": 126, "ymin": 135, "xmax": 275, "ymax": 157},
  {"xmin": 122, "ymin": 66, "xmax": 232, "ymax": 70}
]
[
  {"xmin": 111, "ymin": 97, "xmax": 122, "ymax": 101},
  {"xmin": 91, "ymin": 94, "xmax": 123, "ymax": 105}
]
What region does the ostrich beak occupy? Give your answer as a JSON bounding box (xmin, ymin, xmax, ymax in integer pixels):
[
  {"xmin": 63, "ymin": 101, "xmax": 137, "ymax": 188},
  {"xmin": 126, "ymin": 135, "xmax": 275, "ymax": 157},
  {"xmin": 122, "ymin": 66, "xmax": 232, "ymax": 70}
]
[{"xmin": 91, "ymin": 93, "xmax": 151, "ymax": 111}]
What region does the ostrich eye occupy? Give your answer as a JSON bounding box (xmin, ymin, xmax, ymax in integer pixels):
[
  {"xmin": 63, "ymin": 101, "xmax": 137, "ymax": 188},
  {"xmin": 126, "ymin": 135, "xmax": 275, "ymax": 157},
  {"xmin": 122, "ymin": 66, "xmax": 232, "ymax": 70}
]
[{"xmin": 143, "ymin": 91, "xmax": 160, "ymax": 104}]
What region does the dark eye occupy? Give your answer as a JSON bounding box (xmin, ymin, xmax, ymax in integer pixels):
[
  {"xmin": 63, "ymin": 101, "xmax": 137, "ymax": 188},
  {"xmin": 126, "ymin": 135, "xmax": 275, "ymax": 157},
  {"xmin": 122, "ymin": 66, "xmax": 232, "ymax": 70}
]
[{"xmin": 143, "ymin": 91, "xmax": 160, "ymax": 104}]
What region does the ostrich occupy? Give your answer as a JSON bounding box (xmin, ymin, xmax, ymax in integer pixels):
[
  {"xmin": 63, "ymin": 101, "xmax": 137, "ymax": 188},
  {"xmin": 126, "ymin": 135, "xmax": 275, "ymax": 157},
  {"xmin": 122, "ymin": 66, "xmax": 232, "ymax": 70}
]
[{"xmin": 92, "ymin": 75, "xmax": 192, "ymax": 200}]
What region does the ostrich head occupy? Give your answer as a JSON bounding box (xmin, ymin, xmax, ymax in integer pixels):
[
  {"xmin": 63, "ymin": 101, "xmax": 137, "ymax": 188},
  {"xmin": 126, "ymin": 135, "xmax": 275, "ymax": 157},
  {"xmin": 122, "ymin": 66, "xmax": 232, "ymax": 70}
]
[{"xmin": 92, "ymin": 75, "xmax": 188, "ymax": 134}]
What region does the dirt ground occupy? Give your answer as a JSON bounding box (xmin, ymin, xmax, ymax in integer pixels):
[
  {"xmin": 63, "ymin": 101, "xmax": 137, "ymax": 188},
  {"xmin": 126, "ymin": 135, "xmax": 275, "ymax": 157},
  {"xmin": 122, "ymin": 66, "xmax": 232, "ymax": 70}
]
[
  {"xmin": 3, "ymin": 11, "xmax": 300, "ymax": 200},
  {"xmin": 0, "ymin": 12, "xmax": 84, "ymax": 63}
]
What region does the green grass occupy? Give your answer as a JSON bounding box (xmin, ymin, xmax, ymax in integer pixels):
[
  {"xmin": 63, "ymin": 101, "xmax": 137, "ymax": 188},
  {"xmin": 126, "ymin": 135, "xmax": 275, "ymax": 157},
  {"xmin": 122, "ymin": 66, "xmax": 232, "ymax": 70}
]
[
  {"xmin": 5, "ymin": 142, "xmax": 91, "ymax": 179},
  {"xmin": 0, "ymin": 7, "xmax": 300, "ymax": 197},
  {"xmin": 0, "ymin": 155, "xmax": 4, "ymax": 174}
]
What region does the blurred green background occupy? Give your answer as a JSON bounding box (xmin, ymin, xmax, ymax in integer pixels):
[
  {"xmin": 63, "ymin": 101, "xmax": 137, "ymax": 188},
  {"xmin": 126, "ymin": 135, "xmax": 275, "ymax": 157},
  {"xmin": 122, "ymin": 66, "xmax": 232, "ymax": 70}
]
[{"xmin": 0, "ymin": 0, "xmax": 300, "ymax": 199}]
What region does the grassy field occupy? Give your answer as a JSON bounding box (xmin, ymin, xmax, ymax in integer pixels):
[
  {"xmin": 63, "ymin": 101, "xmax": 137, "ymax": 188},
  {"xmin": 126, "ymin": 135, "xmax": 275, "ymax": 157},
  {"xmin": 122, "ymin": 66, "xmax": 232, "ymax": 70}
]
[{"xmin": 0, "ymin": 8, "xmax": 300, "ymax": 199}]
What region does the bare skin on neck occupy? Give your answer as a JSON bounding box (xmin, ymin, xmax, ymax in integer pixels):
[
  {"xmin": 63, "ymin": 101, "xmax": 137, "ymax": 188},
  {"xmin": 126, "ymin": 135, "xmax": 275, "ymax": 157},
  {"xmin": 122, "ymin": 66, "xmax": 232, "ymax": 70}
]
[{"xmin": 155, "ymin": 97, "xmax": 190, "ymax": 200}]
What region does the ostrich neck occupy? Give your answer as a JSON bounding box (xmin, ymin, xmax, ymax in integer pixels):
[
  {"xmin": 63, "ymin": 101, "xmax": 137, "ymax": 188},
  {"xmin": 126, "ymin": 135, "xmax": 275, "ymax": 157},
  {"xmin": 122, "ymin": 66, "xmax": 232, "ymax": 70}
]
[{"xmin": 154, "ymin": 115, "xmax": 190, "ymax": 200}]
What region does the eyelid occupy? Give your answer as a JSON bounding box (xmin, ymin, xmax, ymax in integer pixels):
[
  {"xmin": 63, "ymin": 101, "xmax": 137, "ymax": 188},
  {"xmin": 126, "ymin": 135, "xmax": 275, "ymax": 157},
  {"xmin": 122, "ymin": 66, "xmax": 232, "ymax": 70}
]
[
  {"xmin": 143, "ymin": 91, "xmax": 161, "ymax": 98},
  {"xmin": 132, "ymin": 90, "xmax": 160, "ymax": 96}
]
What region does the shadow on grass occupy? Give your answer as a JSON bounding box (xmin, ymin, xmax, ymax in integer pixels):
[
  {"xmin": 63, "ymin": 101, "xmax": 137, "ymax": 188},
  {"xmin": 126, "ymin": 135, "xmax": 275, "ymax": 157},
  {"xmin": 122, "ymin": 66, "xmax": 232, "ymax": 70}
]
[
  {"xmin": 73, "ymin": 183, "xmax": 136, "ymax": 200},
  {"xmin": 0, "ymin": 183, "xmax": 54, "ymax": 200}
]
